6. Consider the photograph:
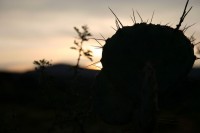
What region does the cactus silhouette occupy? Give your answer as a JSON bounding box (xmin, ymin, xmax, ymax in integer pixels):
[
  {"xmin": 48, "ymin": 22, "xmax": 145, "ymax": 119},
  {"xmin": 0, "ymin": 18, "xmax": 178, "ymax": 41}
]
[{"xmin": 94, "ymin": 0, "xmax": 196, "ymax": 132}]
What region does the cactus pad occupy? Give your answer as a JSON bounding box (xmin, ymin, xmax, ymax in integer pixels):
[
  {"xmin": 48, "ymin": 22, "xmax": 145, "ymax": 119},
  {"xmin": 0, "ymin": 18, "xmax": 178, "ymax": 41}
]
[{"xmin": 94, "ymin": 23, "xmax": 195, "ymax": 124}]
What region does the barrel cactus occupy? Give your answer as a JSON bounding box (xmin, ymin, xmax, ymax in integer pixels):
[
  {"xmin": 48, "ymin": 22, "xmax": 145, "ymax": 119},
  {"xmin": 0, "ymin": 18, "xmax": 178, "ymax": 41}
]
[{"xmin": 94, "ymin": 0, "xmax": 196, "ymax": 132}]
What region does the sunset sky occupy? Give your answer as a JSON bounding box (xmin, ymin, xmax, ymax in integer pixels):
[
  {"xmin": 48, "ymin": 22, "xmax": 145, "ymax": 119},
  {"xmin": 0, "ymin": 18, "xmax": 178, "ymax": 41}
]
[{"xmin": 0, "ymin": 0, "xmax": 200, "ymax": 72}]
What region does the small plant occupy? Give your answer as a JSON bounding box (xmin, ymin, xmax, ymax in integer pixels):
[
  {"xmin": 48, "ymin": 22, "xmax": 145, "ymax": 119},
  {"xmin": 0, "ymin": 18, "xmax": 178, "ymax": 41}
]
[
  {"xmin": 67, "ymin": 26, "xmax": 94, "ymax": 133},
  {"xmin": 33, "ymin": 59, "xmax": 52, "ymax": 85},
  {"xmin": 33, "ymin": 59, "xmax": 52, "ymax": 71},
  {"xmin": 34, "ymin": 26, "xmax": 94, "ymax": 133},
  {"xmin": 71, "ymin": 25, "xmax": 93, "ymax": 77}
]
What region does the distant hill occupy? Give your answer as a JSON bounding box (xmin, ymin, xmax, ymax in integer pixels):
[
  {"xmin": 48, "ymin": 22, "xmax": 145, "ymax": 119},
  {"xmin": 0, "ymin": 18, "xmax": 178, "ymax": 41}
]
[
  {"xmin": 23, "ymin": 63, "xmax": 99, "ymax": 78},
  {"xmin": 1, "ymin": 64, "xmax": 200, "ymax": 133},
  {"xmin": 0, "ymin": 64, "xmax": 100, "ymax": 104},
  {"xmin": 1, "ymin": 64, "xmax": 200, "ymax": 85},
  {"xmin": 0, "ymin": 63, "xmax": 100, "ymax": 87}
]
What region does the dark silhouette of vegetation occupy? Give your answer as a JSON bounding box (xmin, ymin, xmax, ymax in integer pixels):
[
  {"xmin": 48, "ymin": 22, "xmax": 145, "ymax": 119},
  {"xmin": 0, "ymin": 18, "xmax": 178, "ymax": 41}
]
[
  {"xmin": 31, "ymin": 26, "xmax": 94, "ymax": 133},
  {"xmin": 29, "ymin": 26, "xmax": 94, "ymax": 133},
  {"xmin": 71, "ymin": 25, "xmax": 93, "ymax": 77},
  {"xmin": 33, "ymin": 59, "xmax": 52, "ymax": 86},
  {"xmin": 94, "ymin": 0, "xmax": 198, "ymax": 133},
  {"xmin": 176, "ymin": 0, "xmax": 192, "ymax": 30},
  {"xmin": 69, "ymin": 25, "xmax": 94, "ymax": 133},
  {"xmin": 33, "ymin": 59, "xmax": 52, "ymax": 70}
]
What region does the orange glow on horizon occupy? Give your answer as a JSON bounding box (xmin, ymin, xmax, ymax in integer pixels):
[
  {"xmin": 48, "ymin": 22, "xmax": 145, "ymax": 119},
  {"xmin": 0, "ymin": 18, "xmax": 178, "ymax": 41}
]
[
  {"xmin": 1, "ymin": 0, "xmax": 200, "ymax": 72},
  {"xmin": 87, "ymin": 61, "xmax": 102, "ymax": 70}
]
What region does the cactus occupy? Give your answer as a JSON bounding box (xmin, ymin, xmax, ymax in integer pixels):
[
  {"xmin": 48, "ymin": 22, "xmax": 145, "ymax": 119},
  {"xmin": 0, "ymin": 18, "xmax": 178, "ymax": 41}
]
[
  {"xmin": 94, "ymin": 0, "xmax": 196, "ymax": 132},
  {"xmin": 101, "ymin": 23, "xmax": 195, "ymax": 92}
]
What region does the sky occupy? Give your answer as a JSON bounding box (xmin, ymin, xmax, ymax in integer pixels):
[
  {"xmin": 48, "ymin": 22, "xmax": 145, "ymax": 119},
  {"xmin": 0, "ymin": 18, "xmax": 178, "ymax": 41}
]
[{"xmin": 0, "ymin": 0, "xmax": 200, "ymax": 72}]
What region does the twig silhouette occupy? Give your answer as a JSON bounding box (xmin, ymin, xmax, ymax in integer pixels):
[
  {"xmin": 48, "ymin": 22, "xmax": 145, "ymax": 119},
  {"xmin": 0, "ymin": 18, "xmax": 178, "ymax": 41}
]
[
  {"xmin": 71, "ymin": 25, "xmax": 93, "ymax": 77},
  {"xmin": 33, "ymin": 59, "xmax": 52, "ymax": 85},
  {"xmin": 70, "ymin": 25, "xmax": 94, "ymax": 133},
  {"xmin": 176, "ymin": 0, "xmax": 193, "ymax": 30}
]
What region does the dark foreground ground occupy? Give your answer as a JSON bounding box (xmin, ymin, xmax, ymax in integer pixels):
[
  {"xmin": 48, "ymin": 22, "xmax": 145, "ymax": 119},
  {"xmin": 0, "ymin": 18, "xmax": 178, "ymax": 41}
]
[{"xmin": 0, "ymin": 64, "xmax": 200, "ymax": 133}]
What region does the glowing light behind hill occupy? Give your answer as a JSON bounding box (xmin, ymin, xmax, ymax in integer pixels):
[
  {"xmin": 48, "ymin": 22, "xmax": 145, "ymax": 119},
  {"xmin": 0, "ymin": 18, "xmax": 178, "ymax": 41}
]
[{"xmin": 0, "ymin": 0, "xmax": 200, "ymax": 72}]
